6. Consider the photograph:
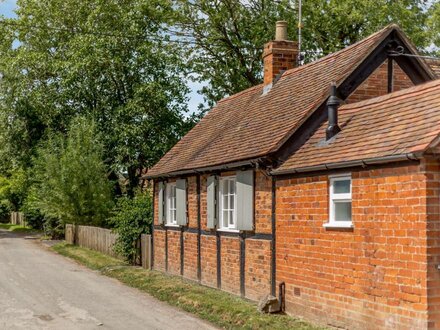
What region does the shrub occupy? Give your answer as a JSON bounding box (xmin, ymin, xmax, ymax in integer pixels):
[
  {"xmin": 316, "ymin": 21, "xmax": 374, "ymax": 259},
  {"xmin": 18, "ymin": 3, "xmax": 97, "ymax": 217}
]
[
  {"xmin": 110, "ymin": 190, "xmax": 152, "ymax": 263},
  {"xmin": 21, "ymin": 191, "xmax": 45, "ymax": 229},
  {"xmin": 0, "ymin": 168, "xmax": 29, "ymax": 222}
]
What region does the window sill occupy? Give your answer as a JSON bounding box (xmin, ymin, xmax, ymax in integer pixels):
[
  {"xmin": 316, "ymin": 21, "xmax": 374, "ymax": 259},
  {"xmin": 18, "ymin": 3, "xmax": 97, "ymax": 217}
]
[
  {"xmin": 217, "ymin": 228, "xmax": 239, "ymax": 233},
  {"xmin": 165, "ymin": 224, "xmax": 180, "ymax": 228},
  {"xmin": 323, "ymin": 222, "xmax": 353, "ymax": 229}
]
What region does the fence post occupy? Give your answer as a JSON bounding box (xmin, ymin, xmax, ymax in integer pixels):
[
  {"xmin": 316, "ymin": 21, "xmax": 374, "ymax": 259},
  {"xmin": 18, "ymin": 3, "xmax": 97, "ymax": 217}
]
[{"xmin": 141, "ymin": 234, "xmax": 152, "ymax": 270}]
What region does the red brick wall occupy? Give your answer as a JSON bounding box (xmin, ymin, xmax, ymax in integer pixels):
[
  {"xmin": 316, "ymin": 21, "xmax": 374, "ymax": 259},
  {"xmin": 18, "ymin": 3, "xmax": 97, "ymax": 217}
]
[
  {"xmin": 423, "ymin": 157, "xmax": 440, "ymax": 329},
  {"xmin": 183, "ymin": 232, "xmax": 198, "ymax": 280},
  {"xmin": 255, "ymin": 171, "xmax": 272, "ymax": 234},
  {"xmin": 221, "ymin": 236, "xmax": 241, "ymax": 294},
  {"xmin": 246, "ymin": 239, "xmax": 272, "ymax": 300},
  {"xmin": 200, "ymin": 235, "xmax": 217, "ymax": 288},
  {"xmin": 347, "ymin": 60, "xmax": 413, "ymax": 104},
  {"xmin": 167, "ymin": 231, "xmax": 181, "ymax": 275},
  {"xmin": 276, "ymin": 162, "xmax": 432, "ymax": 329},
  {"xmin": 154, "ymin": 230, "xmax": 166, "ymax": 271},
  {"xmin": 152, "ymin": 171, "xmax": 272, "ymax": 301}
]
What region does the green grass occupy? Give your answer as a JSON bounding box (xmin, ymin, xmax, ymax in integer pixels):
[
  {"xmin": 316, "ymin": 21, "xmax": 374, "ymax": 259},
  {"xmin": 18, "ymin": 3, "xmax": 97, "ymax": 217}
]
[
  {"xmin": 52, "ymin": 243, "xmax": 324, "ymax": 330},
  {"xmin": 0, "ymin": 223, "xmax": 41, "ymax": 234}
]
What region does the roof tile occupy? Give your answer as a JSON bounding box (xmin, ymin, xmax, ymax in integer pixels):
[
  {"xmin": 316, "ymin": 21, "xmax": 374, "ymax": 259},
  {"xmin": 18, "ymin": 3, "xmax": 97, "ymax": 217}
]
[
  {"xmin": 274, "ymin": 79, "xmax": 440, "ymax": 174},
  {"xmin": 148, "ymin": 25, "xmax": 397, "ymax": 177}
]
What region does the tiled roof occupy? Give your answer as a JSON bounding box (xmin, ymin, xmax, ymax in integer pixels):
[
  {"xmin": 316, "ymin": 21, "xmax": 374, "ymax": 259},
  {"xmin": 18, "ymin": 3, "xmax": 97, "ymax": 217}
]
[
  {"xmin": 425, "ymin": 58, "xmax": 440, "ymax": 77},
  {"xmin": 148, "ymin": 25, "xmax": 401, "ymax": 177},
  {"xmin": 273, "ymin": 79, "xmax": 440, "ymax": 174}
]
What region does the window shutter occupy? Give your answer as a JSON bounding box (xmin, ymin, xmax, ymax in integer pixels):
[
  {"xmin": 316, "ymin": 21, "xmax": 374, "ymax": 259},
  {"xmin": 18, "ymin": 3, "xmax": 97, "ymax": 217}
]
[
  {"xmin": 158, "ymin": 182, "xmax": 165, "ymax": 225},
  {"xmin": 236, "ymin": 170, "xmax": 254, "ymax": 231},
  {"xmin": 176, "ymin": 179, "xmax": 187, "ymax": 226},
  {"xmin": 207, "ymin": 176, "xmax": 218, "ymax": 229}
]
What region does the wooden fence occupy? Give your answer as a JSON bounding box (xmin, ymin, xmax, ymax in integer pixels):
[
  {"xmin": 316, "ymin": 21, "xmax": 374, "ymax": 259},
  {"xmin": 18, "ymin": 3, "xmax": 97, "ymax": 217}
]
[
  {"xmin": 65, "ymin": 224, "xmax": 151, "ymax": 269},
  {"xmin": 10, "ymin": 212, "xmax": 26, "ymax": 226}
]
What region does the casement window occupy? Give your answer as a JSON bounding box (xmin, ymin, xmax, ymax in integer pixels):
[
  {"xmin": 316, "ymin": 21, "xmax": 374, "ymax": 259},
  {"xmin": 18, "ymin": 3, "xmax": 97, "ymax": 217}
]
[
  {"xmin": 166, "ymin": 182, "xmax": 177, "ymax": 226},
  {"xmin": 219, "ymin": 176, "xmax": 237, "ymax": 231},
  {"xmin": 158, "ymin": 179, "xmax": 187, "ymax": 227},
  {"xmin": 207, "ymin": 170, "xmax": 254, "ymax": 231},
  {"xmin": 325, "ymin": 175, "xmax": 353, "ymax": 228}
]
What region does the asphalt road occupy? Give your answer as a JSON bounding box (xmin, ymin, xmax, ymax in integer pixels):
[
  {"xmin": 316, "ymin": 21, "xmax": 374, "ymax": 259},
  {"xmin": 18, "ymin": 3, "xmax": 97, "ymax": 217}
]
[{"xmin": 0, "ymin": 229, "xmax": 215, "ymax": 330}]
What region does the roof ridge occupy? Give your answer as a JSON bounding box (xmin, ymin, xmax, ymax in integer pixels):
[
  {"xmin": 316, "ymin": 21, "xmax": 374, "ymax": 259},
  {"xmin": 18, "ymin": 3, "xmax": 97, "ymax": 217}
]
[
  {"xmin": 340, "ymin": 79, "xmax": 440, "ymax": 111},
  {"xmin": 215, "ymin": 25, "xmax": 396, "ymax": 106},
  {"xmin": 281, "ymin": 24, "xmax": 395, "ymax": 79}
]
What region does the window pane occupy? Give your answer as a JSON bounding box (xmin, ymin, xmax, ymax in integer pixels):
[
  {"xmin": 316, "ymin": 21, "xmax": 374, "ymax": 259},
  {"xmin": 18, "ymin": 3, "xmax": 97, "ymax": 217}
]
[
  {"xmin": 334, "ymin": 202, "xmax": 352, "ymax": 221},
  {"xmin": 229, "ymin": 211, "xmax": 234, "ymax": 226},
  {"xmin": 222, "ymin": 180, "xmax": 228, "ymax": 194},
  {"xmin": 229, "ymin": 180, "xmax": 235, "ymax": 194},
  {"xmin": 223, "ymin": 211, "xmax": 228, "ymax": 227},
  {"xmin": 223, "ymin": 194, "xmax": 229, "ymax": 209},
  {"xmin": 334, "ymin": 180, "xmax": 350, "ymax": 194},
  {"xmin": 230, "ymin": 195, "xmax": 234, "ymax": 209}
]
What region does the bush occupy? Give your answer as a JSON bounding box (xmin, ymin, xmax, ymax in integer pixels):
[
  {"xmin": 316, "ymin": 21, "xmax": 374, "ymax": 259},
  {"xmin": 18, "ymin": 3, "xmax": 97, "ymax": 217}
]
[
  {"xmin": 0, "ymin": 168, "xmax": 29, "ymax": 221},
  {"xmin": 29, "ymin": 116, "xmax": 113, "ymax": 228},
  {"xmin": 110, "ymin": 190, "xmax": 152, "ymax": 263},
  {"xmin": 0, "ymin": 200, "xmax": 12, "ymax": 223},
  {"xmin": 21, "ymin": 192, "xmax": 45, "ymax": 229},
  {"xmin": 43, "ymin": 217, "xmax": 65, "ymax": 239}
]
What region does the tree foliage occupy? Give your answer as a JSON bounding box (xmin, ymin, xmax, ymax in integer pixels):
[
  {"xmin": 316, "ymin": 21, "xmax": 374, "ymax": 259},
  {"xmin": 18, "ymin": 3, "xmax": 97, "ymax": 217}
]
[
  {"xmin": 110, "ymin": 190, "xmax": 152, "ymax": 263},
  {"xmin": 427, "ymin": 1, "xmax": 440, "ymax": 53},
  {"xmin": 176, "ymin": 0, "xmax": 433, "ymax": 107},
  {"xmin": 0, "ymin": 0, "xmax": 191, "ymax": 192},
  {"xmin": 29, "ymin": 116, "xmax": 113, "ymax": 227}
]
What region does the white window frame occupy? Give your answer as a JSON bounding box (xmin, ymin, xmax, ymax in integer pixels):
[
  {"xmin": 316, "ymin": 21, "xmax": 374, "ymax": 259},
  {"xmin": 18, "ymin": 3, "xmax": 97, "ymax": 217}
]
[
  {"xmin": 166, "ymin": 182, "xmax": 178, "ymax": 226},
  {"xmin": 218, "ymin": 176, "xmax": 238, "ymax": 232},
  {"xmin": 324, "ymin": 174, "xmax": 353, "ymax": 228}
]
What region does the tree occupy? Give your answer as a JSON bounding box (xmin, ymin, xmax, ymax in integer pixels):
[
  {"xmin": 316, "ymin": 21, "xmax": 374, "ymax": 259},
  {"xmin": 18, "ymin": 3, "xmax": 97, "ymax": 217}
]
[
  {"xmin": 427, "ymin": 1, "xmax": 440, "ymax": 54},
  {"xmin": 0, "ymin": 0, "xmax": 191, "ymax": 193},
  {"xmin": 29, "ymin": 116, "xmax": 113, "ymax": 227},
  {"xmin": 176, "ymin": 0, "xmax": 432, "ymax": 108}
]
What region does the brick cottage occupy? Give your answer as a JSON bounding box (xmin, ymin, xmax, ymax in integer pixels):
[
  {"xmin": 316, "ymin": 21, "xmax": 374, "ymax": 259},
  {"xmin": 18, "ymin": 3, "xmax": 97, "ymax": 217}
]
[{"xmin": 146, "ymin": 23, "xmax": 440, "ymax": 329}]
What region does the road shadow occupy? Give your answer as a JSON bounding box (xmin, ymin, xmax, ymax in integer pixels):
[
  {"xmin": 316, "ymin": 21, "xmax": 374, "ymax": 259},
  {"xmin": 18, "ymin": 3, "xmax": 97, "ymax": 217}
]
[{"xmin": 0, "ymin": 228, "xmax": 42, "ymax": 240}]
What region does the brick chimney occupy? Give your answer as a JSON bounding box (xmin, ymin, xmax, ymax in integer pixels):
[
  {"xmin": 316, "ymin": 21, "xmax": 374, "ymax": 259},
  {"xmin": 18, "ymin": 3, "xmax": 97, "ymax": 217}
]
[{"xmin": 263, "ymin": 21, "xmax": 298, "ymax": 87}]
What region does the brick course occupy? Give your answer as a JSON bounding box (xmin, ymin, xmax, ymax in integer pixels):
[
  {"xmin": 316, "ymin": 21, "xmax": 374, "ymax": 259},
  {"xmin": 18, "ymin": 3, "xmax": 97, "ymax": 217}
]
[
  {"xmin": 347, "ymin": 60, "xmax": 413, "ymax": 104},
  {"xmin": 245, "ymin": 239, "xmax": 271, "ymax": 301},
  {"xmin": 183, "ymin": 232, "xmax": 198, "ymax": 280},
  {"xmin": 220, "ymin": 236, "xmax": 241, "ymax": 295},
  {"xmin": 167, "ymin": 231, "xmax": 181, "ymax": 275},
  {"xmin": 200, "ymin": 235, "xmax": 217, "ymax": 288},
  {"xmin": 276, "ymin": 162, "xmax": 436, "ymax": 329}
]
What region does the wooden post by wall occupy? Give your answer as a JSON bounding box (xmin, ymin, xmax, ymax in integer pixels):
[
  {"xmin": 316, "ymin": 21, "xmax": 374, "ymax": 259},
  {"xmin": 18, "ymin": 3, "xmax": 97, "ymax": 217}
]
[{"xmin": 141, "ymin": 234, "xmax": 152, "ymax": 270}]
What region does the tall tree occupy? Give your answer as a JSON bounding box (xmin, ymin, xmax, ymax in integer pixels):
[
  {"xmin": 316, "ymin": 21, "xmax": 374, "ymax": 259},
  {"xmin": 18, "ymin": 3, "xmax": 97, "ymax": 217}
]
[
  {"xmin": 176, "ymin": 0, "xmax": 432, "ymax": 108},
  {"xmin": 28, "ymin": 116, "xmax": 113, "ymax": 227},
  {"xmin": 0, "ymin": 0, "xmax": 191, "ymax": 193}
]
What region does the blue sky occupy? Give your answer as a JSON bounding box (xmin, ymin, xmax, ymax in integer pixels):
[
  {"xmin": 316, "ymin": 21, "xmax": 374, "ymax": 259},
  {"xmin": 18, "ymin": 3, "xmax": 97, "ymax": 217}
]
[
  {"xmin": 1, "ymin": 0, "xmax": 16, "ymax": 18},
  {"xmin": 0, "ymin": 0, "xmax": 205, "ymax": 114}
]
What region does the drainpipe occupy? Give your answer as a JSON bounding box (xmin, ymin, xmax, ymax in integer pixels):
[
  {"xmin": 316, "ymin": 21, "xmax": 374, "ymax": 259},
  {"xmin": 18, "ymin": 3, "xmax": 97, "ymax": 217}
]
[{"xmin": 326, "ymin": 83, "xmax": 341, "ymax": 140}]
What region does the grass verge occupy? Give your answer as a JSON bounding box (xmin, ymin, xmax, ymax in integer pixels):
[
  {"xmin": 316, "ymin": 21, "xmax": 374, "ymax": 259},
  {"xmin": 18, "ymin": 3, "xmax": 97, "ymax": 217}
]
[
  {"xmin": 52, "ymin": 242, "xmax": 324, "ymax": 330},
  {"xmin": 0, "ymin": 223, "xmax": 41, "ymax": 234}
]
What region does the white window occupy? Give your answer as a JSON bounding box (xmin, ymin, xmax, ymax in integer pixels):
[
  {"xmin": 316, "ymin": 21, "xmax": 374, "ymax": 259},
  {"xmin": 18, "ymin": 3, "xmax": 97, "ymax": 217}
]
[
  {"xmin": 325, "ymin": 175, "xmax": 353, "ymax": 228},
  {"xmin": 166, "ymin": 182, "xmax": 177, "ymax": 226},
  {"xmin": 219, "ymin": 176, "xmax": 237, "ymax": 231}
]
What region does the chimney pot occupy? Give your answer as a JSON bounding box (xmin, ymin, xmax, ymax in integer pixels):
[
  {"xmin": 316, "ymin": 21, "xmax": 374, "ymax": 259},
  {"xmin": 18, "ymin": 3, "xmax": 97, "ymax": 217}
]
[{"xmin": 275, "ymin": 21, "xmax": 288, "ymax": 41}]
